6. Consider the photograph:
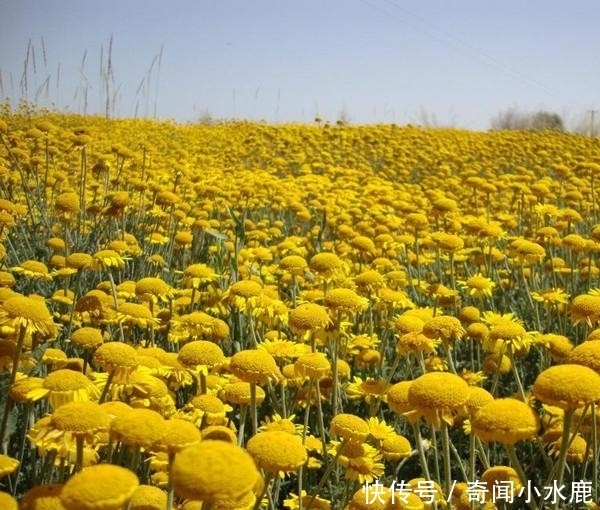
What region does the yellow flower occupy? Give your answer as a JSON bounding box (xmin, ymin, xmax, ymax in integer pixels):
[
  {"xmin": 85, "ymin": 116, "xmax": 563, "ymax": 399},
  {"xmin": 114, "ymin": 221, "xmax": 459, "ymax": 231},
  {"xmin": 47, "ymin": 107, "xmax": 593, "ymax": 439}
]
[
  {"xmin": 229, "ymin": 349, "xmax": 281, "ymax": 385},
  {"xmin": 346, "ymin": 377, "xmax": 388, "ymax": 404},
  {"xmin": 471, "ymin": 398, "xmax": 539, "ymax": 444},
  {"xmin": 113, "ymin": 302, "xmax": 159, "ymax": 329},
  {"xmin": 152, "ymin": 418, "xmax": 201, "ymax": 453},
  {"xmin": 458, "ymin": 273, "xmax": 495, "ymax": 298},
  {"xmin": 51, "ymin": 400, "xmax": 110, "ymax": 438},
  {"xmin": 20, "ymin": 484, "xmax": 65, "ymax": 510},
  {"xmin": 533, "ymin": 364, "xmax": 600, "ymax": 410},
  {"xmin": 324, "ymin": 288, "xmax": 368, "ymax": 315},
  {"xmin": 480, "ymin": 465, "xmax": 522, "ymax": 499},
  {"xmin": 182, "ymin": 263, "xmax": 219, "ymax": 289},
  {"xmin": 220, "ymin": 381, "xmax": 266, "ymax": 406},
  {"xmin": 171, "ymin": 441, "xmax": 259, "ymax": 502},
  {"xmin": 92, "ymin": 341, "xmax": 139, "ymax": 379},
  {"xmin": 568, "ymin": 340, "xmax": 600, "ymax": 373},
  {"xmin": 43, "ymin": 369, "xmax": 100, "ymax": 410},
  {"xmin": 284, "ymin": 490, "xmax": 331, "ymax": 510},
  {"xmin": 0, "ymin": 294, "xmax": 57, "ymax": 337},
  {"xmin": 387, "ymin": 381, "xmax": 413, "ymax": 415},
  {"xmin": 135, "ymin": 277, "xmax": 173, "ymax": 303},
  {"xmin": 246, "ymin": 430, "xmax": 307, "ymax": 476},
  {"xmin": 91, "ymin": 249, "xmax": 126, "ymax": 270},
  {"xmin": 129, "ymin": 485, "xmax": 167, "ymax": 510},
  {"xmin": 0, "ymin": 492, "xmax": 17, "ymax": 510},
  {"xmin": 309, "ymin": 252, "xmax": 343, "ymax": 278},
  {"xmin": 177, "ymin": 340, "xmax": 225, "ymax": 370},
  {"xmin": 288, "ymin": 303, "xmax": 331, "ymax": 334},
  {"xmin": 330, "ymin": 413, "xmax": 370, "ymax": 444},
  {"xmin": 71, "ymin": 327, "xmax": 104, "ymax": 350},
  {"xmin": 406, "ymin": 371, "xmax": 470, "ymax": 428},
  {"xmin": 60, "ymin": 464, "xmax": 139, "ymax": 510},
  {"xmin": 258, "ymin": 338, "xmax": 310, "ymax": 360},
  {"xmin": 278, "ymin": 255, "xmax": 308, "ymax": 275},
  {"xmin": 10, "ymin": 260, "xmax": 53, "ymax": 281},
  {"xmin": 258, "ymin": 413, "xmax": 303, "ymax": 435},
  {"xmin": 328, "ymin": 440, "xmax": 384, "ymax": 484},
  {"xmin": 0, "ymin": 454, "xmax": 19, "ymax": 478},
  {"xmin": 111, "ymin": 408, "xmax": 166, "ymax": 450},
  {"xmin": 421, "ymin": 315, "xmax": 465, "ymax": 344},
  {"xmin": 294, "ymin": 352, "xmax": 331, "ymax": 380},
  {"xmin": 570, "ymin": 293, "xmax": 600, "ymax": 326}
]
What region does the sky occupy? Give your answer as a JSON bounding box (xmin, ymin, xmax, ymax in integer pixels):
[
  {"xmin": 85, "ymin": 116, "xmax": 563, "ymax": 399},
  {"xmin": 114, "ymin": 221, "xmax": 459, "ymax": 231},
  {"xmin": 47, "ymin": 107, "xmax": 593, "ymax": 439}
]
[{"xmin": 0, "ymin": 0, "xmax": 599, "ymax": 131}]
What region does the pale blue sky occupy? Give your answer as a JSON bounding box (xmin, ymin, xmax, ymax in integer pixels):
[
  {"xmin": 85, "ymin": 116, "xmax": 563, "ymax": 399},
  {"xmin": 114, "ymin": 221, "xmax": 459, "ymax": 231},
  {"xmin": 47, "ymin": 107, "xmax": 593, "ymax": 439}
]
[{"xmin": 1, "ymin": 0, "xmax": 598, "ymax": 130}]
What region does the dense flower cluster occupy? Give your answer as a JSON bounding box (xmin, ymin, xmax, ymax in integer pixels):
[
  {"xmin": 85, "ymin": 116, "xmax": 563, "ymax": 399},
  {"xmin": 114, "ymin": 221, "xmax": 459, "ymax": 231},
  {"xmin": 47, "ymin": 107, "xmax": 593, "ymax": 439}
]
[{"xmin": 0, "ymin": 104, "xmax": 599, "ymax": 509}]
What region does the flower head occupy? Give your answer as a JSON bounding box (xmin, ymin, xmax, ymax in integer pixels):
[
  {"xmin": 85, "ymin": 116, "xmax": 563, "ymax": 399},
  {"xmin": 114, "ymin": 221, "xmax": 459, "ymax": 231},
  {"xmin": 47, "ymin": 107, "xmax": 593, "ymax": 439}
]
[
  {"xmin": 229, "ymin": 348, "xmax": 281, "ymax": 385},
  {"xmin": 171, "ymin": 441, "xmax": 258, "ymax": 502},
  {"xmin": 247, "ymin": 430, "xmax": 307, "ymax": 476},
  {"xmin": 533, "ymin": 364, "xmax": 600, "ymax": 410},
  {"xmin": 471, "ymin": 398, "xmax": 540, "ymax": 444},
  {"xmin": 60, "ymin": 464, "xmax": 139, "ymax": 510},
  {"xmin": 407, "ymin": 372, "xmax": 470, "ymax": 428}
]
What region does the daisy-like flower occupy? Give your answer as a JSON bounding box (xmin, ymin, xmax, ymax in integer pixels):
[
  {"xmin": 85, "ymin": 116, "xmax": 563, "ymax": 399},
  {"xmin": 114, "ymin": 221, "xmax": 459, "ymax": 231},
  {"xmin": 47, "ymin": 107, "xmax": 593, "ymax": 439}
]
[
  {"xmin": 328, "ymin": 439, "xmax": 385, "ymax": 484},
  {"xmin": 422, "ymin": 315, "xmax": 465, "ymax": 345},
  {"xmin": 309, "ymin": 252, "xmax": 344, "ymax": 280},
  {"xmin": 93, "ymin": 341, "xmax": 139, "ymax": 381},
  {"xmin": 346, "ymin": 376, "xmax": 389, "ymax": 404},
  {"xmin": 531, "ymin": 286, "xmax": 570, "ymax": 306},
  {"xmin": 0, "ymin": 294, "xmax": 57, "ymax": 337},
  {"xmin": 111, "ymin": 408, "xmax": 166, "ymax": 451},
  {"xmin": 294, "ymin": 352, "xmax": 331, "ymax": 381},
  {"xmin": 112, "ymin": 302, "xmax": 160, "ymax": 329},
  {"xmin": 570, "ymin": 292, "xmax": 600, "ymax": 326},
  {"xmin": 324, "ymin": 288, "xmax": 369, "ymax": 316},
  {"xmin": 246, "ymin": 430, "xmax": 307, "ymax": 477},
  {"xmin": 258, "ymin": 412, "xmax": 303, "ymax": 435},
  {"xmin": 0, "ymin": 454, "xmax": 19, "ymax": 478},
  {"xmin": 229, "ymin": 349, "xmax": 281, "ymax": 385},
  {"xmin": 284, "ymin": 490, "xmax": 331, "ymax": 510},
  {"xmin": 406, "ymin": 372, "xmax": 470, "ymax": 428},
  {"xmin": 0, "ymin": 492, "xmax": 17, "ymax": 510},
  {"xmin": 258, "ymin": 338, "xmax": 310, "ymax": 360},
  {"xmin": 471, "ymin": 398, "xmax": 540, "ymax": 445},
  {"xmin": 458, "ymin": 273, "xmax": 495, "ymax": 298},
  {"xmin": 220, "ymin": 381, "xmax": 266, "ymax": 406},
  {"xmin": 181, "ymin": 263, "xmax": 219, "ymax": 289},
  {"xmin": 20, "ymin": 484, "xmax": 65, "ymax": 510},
  {"xmin": 60, "ymin": 464, "xmax": 139, "ymax": 510},
  {"xmin": 152, "ymin": 418, "xmax": 201, "ymax": 454},
  {"xmin": 43, "ymin": 369, "xmax": 101, "ymax": 410},
  {"xmin": 330, "ymin": 413, "xmax": 370, "ymax": 444},
  {"xmin": 223, "ymin": 279, "xmax": 263, "ymax": 312},
  {"xmin": 91, "ymin": 249, "xmax": 126, "ymax": 270},
  {"xmin": 128, "ymin": 485, "xmax": 167, "ymax": 510},
  {"xmin": 135, "ymin": 277, "xmax": 174, "ymax": 304},
  {"xmin": 10, "ymin": 260, "xmax": 54, "ymax": 281},
  {"xmin": 288, "ymin": 302, "xmax": 332, "ymax": 335},
  {"xmin": 533, "ymin": 364, "xmax": 600, "ymax": 410},
  {"xmin": 171, "ymin": 441, "xmax": 259, "ymax": 503}
]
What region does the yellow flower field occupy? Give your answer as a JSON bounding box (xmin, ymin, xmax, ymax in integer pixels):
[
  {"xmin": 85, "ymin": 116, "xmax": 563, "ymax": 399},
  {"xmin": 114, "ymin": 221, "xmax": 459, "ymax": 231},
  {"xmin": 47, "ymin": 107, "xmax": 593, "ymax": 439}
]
[{"xmin": 0, "ymin": 101, "xmax": 600, "ymax": 509}]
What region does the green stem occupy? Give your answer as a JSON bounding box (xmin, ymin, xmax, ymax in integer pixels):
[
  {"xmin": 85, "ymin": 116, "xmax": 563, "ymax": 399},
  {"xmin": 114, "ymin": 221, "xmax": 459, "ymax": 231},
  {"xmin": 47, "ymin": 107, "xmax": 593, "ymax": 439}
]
[
  {"xmin": 440, "ymin": 420, "xmax": 452, "ymax": 497},
  {"xmin": 505, "ymin": 443, "xmax": 540, "ymax": 510},
  {"xmin": 412, "ymin": 422, "xmax": 431, "ymax": 480},
  {"xmin": 166, "ymin": 451, "xmax": 176, "ymax": 510},
  {"xmin": 0, "ymin": 324, "xmax": 27, "ymax": 452},
  {"xmin": 305, "ymin": 439, "xmax": 346, "ymax": 510},
  {"xmin": 250, "ymin": 381, "xmax": 258, "ymax": 435},
  {"xmin": 74, "ymin": 435, "xmax": 84, "ymax": 473},
  {"xmin": 99, "ymin": 370, "xmax": 115, "ymax": 404}
]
